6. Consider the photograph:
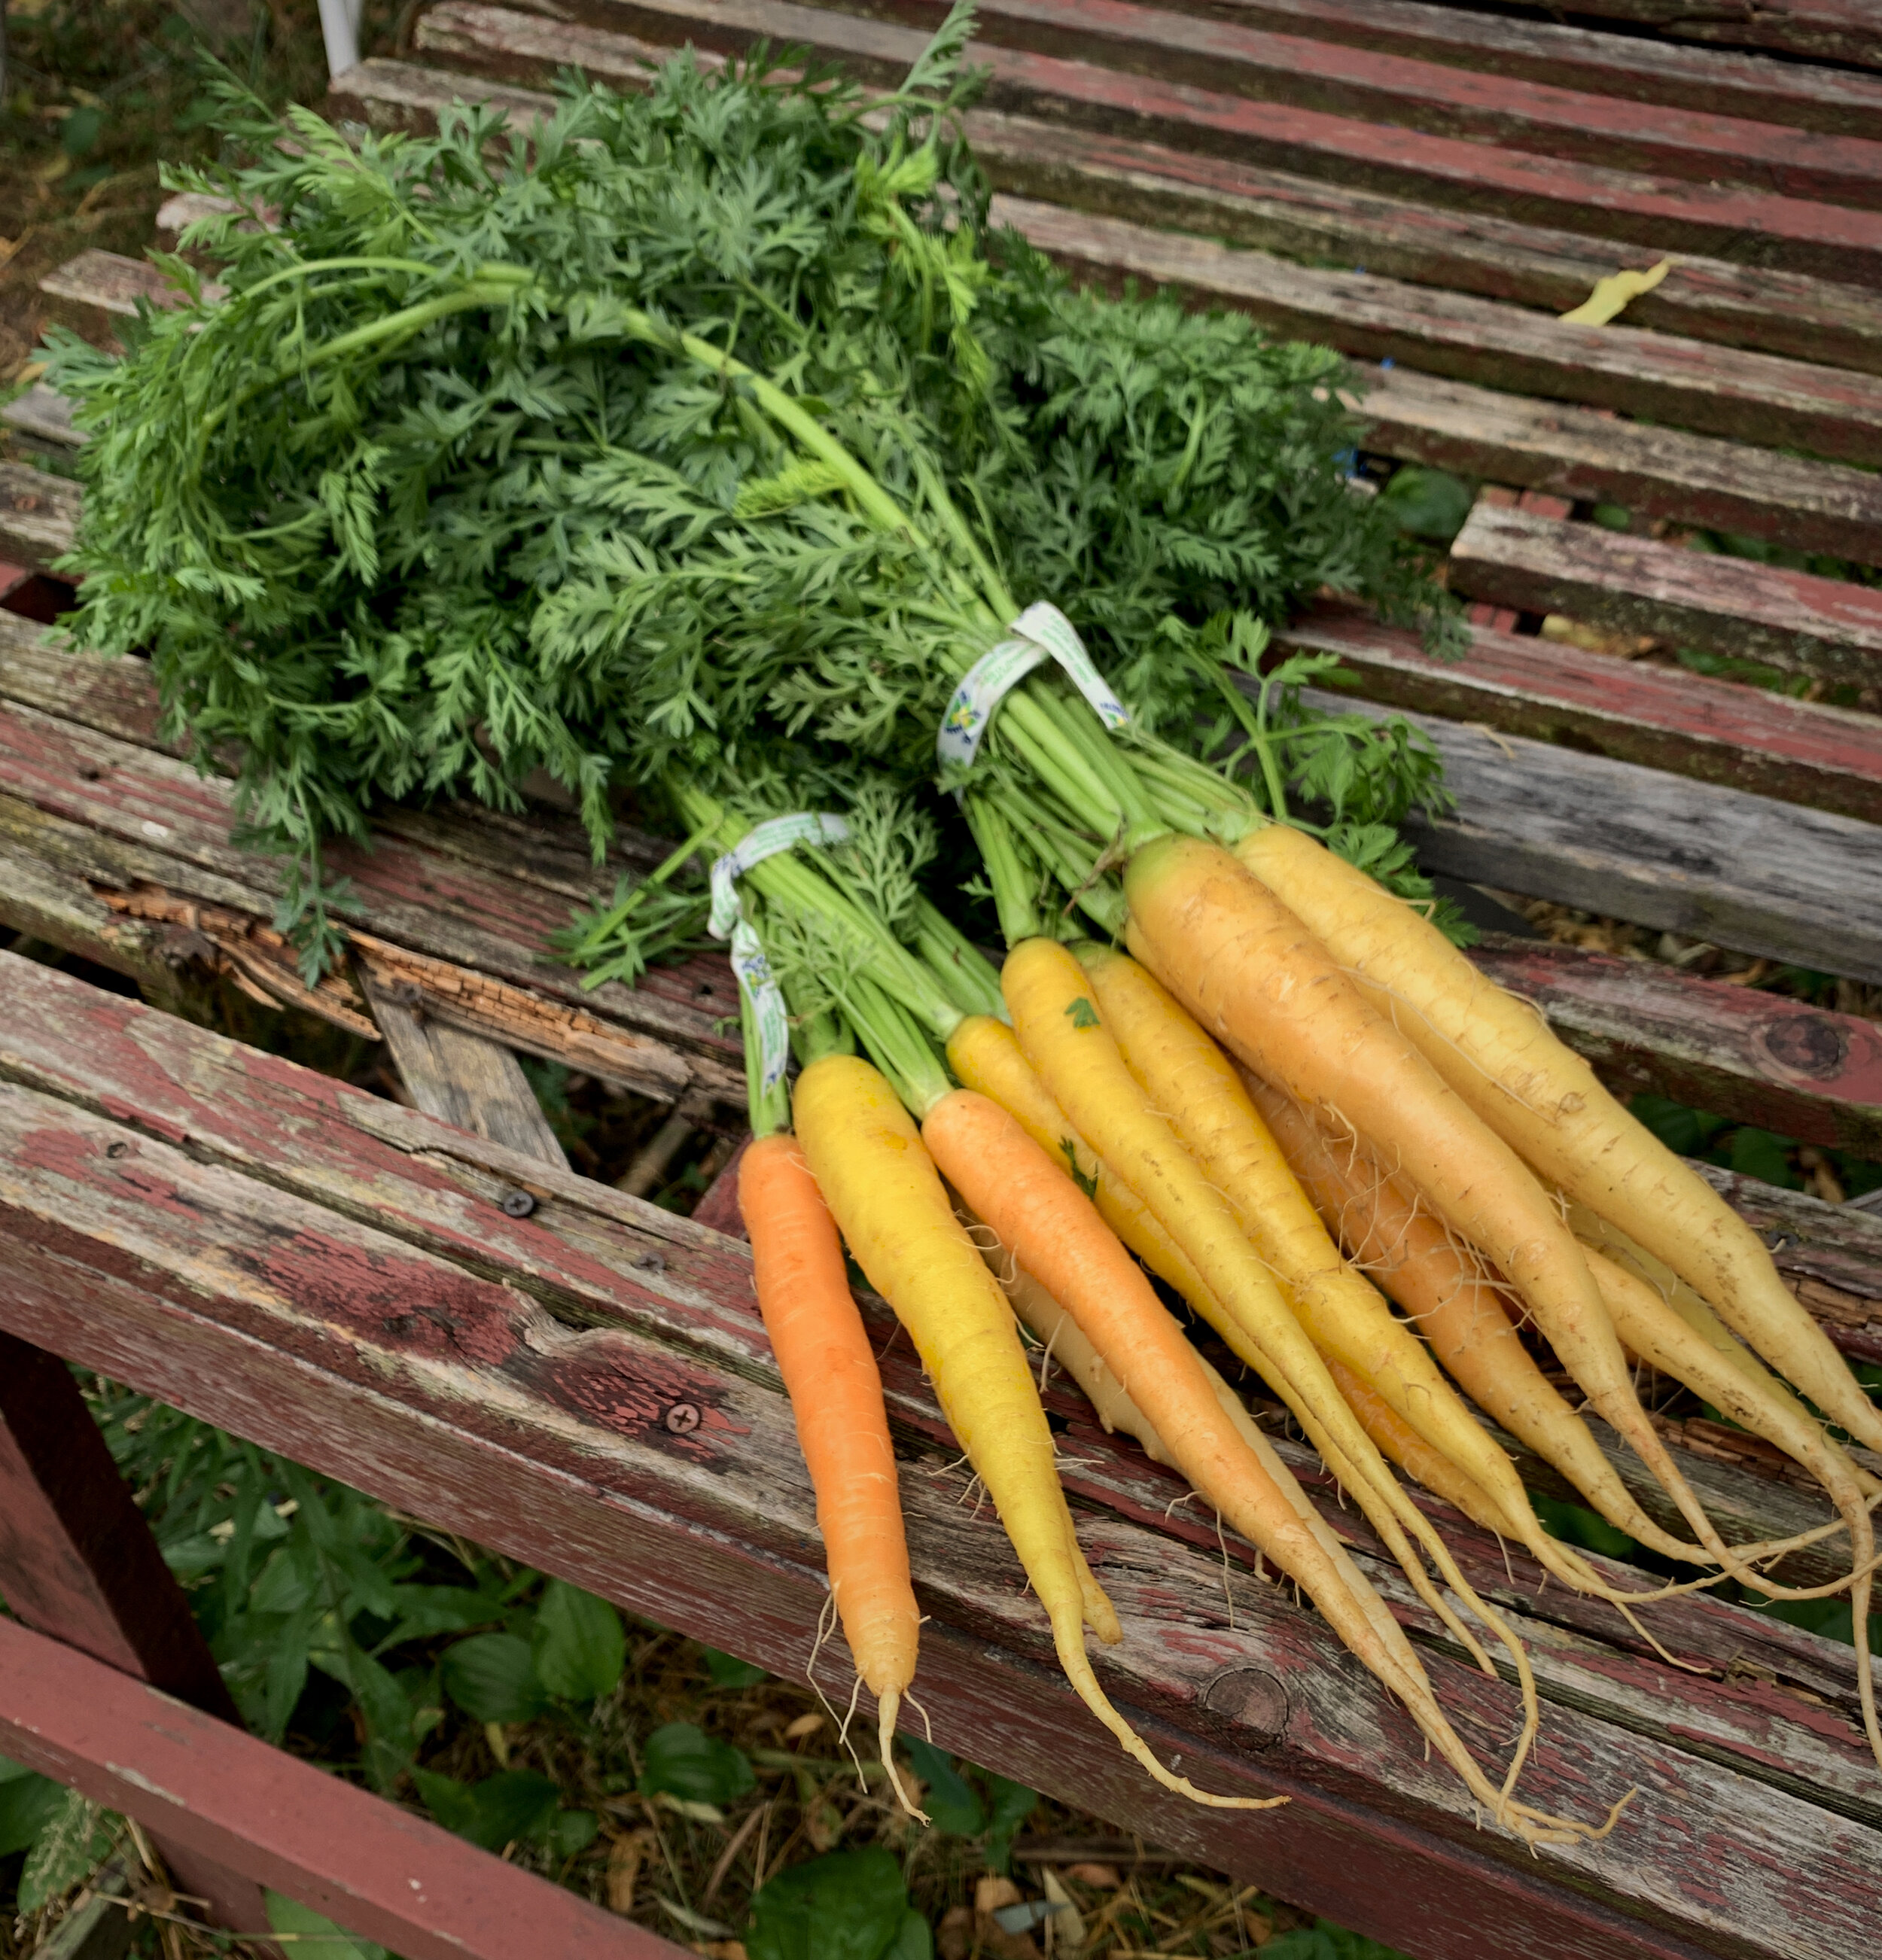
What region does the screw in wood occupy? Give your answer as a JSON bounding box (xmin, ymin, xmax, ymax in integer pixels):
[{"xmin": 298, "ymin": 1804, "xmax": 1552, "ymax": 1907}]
[
  {"xmin": 499, "ymin": 1188, "xmax": 537, "ymax": 1218},
  {"xmin": 665, "ymin": 1402, "xmax": 702, "ymax": 1435},
  {"xmin": 632, "ymin": 1251, "xmax": 666, "ymax": 1274}
]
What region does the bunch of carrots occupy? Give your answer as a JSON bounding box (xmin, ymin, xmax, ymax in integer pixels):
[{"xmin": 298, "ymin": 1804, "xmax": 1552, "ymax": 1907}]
[
  {"xmin": 720, "ymin": 788, "xmax": 1882, "ymax": 1847},
  {"xmin": 50, "ymin": 0, "xmax": 1880, "ymax": 1849}
]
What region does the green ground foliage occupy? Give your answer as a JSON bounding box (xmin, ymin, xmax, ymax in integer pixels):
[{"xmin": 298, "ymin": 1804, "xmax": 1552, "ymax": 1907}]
[{"xmin": 0, "ymin": 1371, "xmax": 1412, "ymax": 1960}]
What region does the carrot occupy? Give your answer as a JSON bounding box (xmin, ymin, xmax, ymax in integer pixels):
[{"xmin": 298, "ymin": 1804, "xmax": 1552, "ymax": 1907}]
[
  {"xmin": 1074, "ymin": 940, "xmax": 1648, "ymax": 1594},
  {"xmin": 793, "ymin": 1052, "xmax": 1266, "ymax": 1809},
  {"xmin": 740, "ymin": 1134, "xmax": 924, "ymax": 1815},
  {"xmin": 1255, "ymin": 1079, "xmax": 1869, "ymax": 1595},
  {"xmin": 1244, "ymin": 1074, "xmax": 1713, "ymax": 1564},
  {"xmin": 1000, "ymin": 936, "xmax": 1579, "ymax": 1792},
  {"xmin": 1585, "ymin": 1240, "xmax": 1882, "ymax": 1766},
  {"xmin": 946, "ymin": 1013, "xmax": 1209, "ymax": 1306},
  {"xmin": 1123, "ymin": 833, "xmax": 1754, "ymax": 1586},
  {"xmin": 924, "ymin": 1085, "xmax": 1611, "ymax": 1844},
  {"xmin": 1233, "ymin": 820, "xmax": 1882, "ymax": 1459}
]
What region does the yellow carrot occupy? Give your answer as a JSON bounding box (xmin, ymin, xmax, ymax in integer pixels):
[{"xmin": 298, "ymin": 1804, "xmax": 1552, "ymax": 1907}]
[
  {"xmin": 1075, "ymin": 940, "xmax": 1636, "ymax": 1587},
  {"xmin": 930, "ymin": 1083, "xmax": 1609, "ymax": 1844},
  {"xmin": 1000, "ymin": 936, "xmax": 1579, "ymax": 1806},
  {"xmin": 1233, "ymin": 820, "xmax": 1882, "ymax": 1459},
  {"xmin": 1244, "ymin": 1074, "xmax": 1719, "ymax": 1563},
  {"xmin": 1124, "ymin": 834, "xmax": 1755, "ymax": 1587},
  {"xmin": 793, "ymin": 1053, "xmax": 1263, "ymax": 1808}
]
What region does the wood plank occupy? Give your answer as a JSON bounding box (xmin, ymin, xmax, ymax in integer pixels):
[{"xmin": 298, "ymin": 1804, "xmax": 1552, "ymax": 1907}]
[
  {"xmin": 0, "ymin": 1332, "xmax": 270, "ymax": 1940},
  {"xmin": 1449, "ymin": 0, "xmax": 1882, "ymax": 71},
  {"xmin": 5, "ymin": 972, "xmax": 1880, "ymax": 1959},
  {"xmin": 0, "ymin": 463, "xmax": 80, "ymax": 574},
  {"xmin": 998, "ymin": 194, "xmax": 1882, "ymax": 465},
  {"xmin": 413, "ymin": 4, "xmax": 1882, "ymax": 286},
  {"xmin": 1304, "ymin": 689, "xmax": 1882, "ymax": 984},
  {"xmin": 0, "ymin": 1617, "xmax": 690, "ymax": 1960},
  {"xmin": 1355, "ymin": 364, "xmax": 1882, "ymax": 569},
  {"xmin": 0, "ymin": 694, "xmax": 744, "ymax": 1105},
  {"xmin": 1117, "ymin": 0, "xmax": 1882, "ymax": 134},
  {"xmin": 1469, "ymin": 936, "xmax": 1882, "ymax": 1163},
  {"xmin": 328, "ymin": 38, "xmax": 1882, "ymax": 379},
  {"xmin": 804, "ymin": 0, "xmax": 1882, "ymax": 203},
  {"xmin": 35, "ymin": 247, "xmax": 214, "ymax": 348},
  {"xmin": 355, "ymin": 959, "xmax": 571, "ymax": 1170},
  {"xmin": 1449, "ymin": 503, "xmax": 1882, "ymax": 687},
  {"xmin": 10, "ymin": 945, "xmax": 1873, "ymax": 1583},
  {"xmin": 970, "ymin": 112, "xmax": 1882, "ymax": 378},
  {"xmin": 1276, "ymin": 601, "xmax": 1882, "ymax": 822},
  {"xmin": 2, "ymin": 383, "xmax": 81, "ymax": 449}
]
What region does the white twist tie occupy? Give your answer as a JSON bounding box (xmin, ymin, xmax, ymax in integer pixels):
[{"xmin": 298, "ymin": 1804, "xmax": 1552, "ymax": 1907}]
[
  {"xmin": 936, "ymin": 601, "xmax": 1128, "ymax": 770},
  {"xmin": 707, "ymin": 812, "xmax": 851, "ymax": 1093}
]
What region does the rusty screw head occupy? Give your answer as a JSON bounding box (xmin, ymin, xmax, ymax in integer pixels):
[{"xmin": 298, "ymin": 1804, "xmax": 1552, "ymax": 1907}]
[
  {"xmin": 665, "ymin": 1402, "xmax": 702, "ymax": 1435},
  {"xmin": 499, "ymin": 1189, "xmax": 537, "ymax": 1219}
]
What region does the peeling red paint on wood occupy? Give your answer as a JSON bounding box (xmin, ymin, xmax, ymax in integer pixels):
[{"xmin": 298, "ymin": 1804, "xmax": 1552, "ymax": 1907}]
[
  {"xmin": 2, "ymin": 958, "xmax": 1880, "ymax": 1958},
  {"xmin": 1274, "ymin": 601, "xmax": 1882, "ymax": 826},
  {"xmin": 814, "ymin": 0, "xmax": 1882, "ymax": 206},
  {"xmin": 0, "ymin": 1618, "xmax": 691, "ymax": 1960},
  {"xmin": 415, "ymin": 1, "xmax": 1882, "ymax": 288}
]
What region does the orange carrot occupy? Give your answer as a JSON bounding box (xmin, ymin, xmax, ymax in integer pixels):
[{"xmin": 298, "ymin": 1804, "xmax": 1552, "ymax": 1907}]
[{"xmin": 740, "ymin": 1133, "xmax": 923, "ymax": 1815}]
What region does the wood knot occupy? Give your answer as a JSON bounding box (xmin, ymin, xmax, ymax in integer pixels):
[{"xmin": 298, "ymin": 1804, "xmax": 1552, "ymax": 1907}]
[
  {"xmin": 1202, "ymin": 1667, "xmax": 1288, "ymax": 1739},
  {"xmin": 665, "ymin": 1402, "xmax": 702, "ymax": 1435},
  {"xmin": 1756, "ymin": 1014, "xmax": 1847, "ymax": 1081},
  {"xmin": 105, "ymin": 1140, "xmax": 132, "ymax": 1160}
]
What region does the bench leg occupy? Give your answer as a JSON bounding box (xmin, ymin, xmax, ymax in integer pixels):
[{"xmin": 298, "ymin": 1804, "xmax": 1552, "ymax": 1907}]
[{"xmin": 0, "ymin": 1331, "xmax": 273, "ymax": 1940}]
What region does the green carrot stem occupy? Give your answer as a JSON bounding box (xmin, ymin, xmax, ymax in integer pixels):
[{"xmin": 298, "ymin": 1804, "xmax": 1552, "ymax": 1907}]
[
  {"xmin": 912, "ymin": 897, "xmax": 1006, "ymax": 1020},
  {"xmin": 670, "ymin": 781, "xmax": 964, "ymax": 1041},
  {"xmin": 962, "ymin": 793, "xmax": 1040, "ymax": 949},
  {"xmin": 841, "ymin": 972, "xmax": 955, "ymax": 1121}
]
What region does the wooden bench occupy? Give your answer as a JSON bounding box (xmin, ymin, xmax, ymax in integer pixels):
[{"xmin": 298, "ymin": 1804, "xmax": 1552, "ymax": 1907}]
[{"xmin": 6, "ymin": 0, "xmax": 1882, "ymax": 1952}]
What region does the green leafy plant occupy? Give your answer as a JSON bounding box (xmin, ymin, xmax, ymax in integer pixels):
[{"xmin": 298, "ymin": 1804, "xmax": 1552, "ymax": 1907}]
[
  {"xmin": 747, "ymin": 1846, "xmax": 930, "ymax": 1960},
  {"xmin": 638, "ymin": 1722, "xmax": 758, "ymax": 1808}
]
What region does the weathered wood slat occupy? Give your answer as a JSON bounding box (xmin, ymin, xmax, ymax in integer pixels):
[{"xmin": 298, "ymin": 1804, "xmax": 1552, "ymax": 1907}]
[
  {"xmin": 1000, "ymin": 195, "xmax": 1882, "ymax": 465},
  {"xmin": 1452, "ymin": 0, "xmax": 1882, "ymax": 71},
  {"xmin": 1449, "ymin": 504, "xmax": 1882, "ymax": 687},
  {"xmin": 1357, "ymin": 365, "xmax": 1882, "ymax": 570},
  {"xmin": 35, "ymin": 247, "xmax": 211, "ymax": 348},
  {"xmin": 5, "ymin": 956, "xmax": 1880, "ymax": 1960},
  {"xmin": 0, "ymin": 464, "xmax": 80, "ymax": 574},
  {"xmin": 796, "ymin": 0, "xmax": 1882, "ymax": 203},
  {"xmin": 1101, "ymin": 0, "xmax": 1882, "ymax": 133},
  {"xmin": 1275, "ymin": 602, "xmax": 1882, "ymax": 823},
  {"xmin": 970, "ymin": 112, "xmax": 1882, "ymax": 379},
  {"xmin": 0, "ymin": 1618, "xmax": 689, "ymax": 1960},
  {"xmin": 329, "ymin": 37, "xmax": 1882, "ymax": 379},
  {"xmin": 1306, "ymin": 689, "xmax": 1882, "ymax": 985},
  {"xmin": 11, "ymin": 922, "xmax": 1879, "ymax": 1568},
  {"xmin": 412, "ymin": 3, "xmax": 1882, "ymax": 286},
  {"xmin": 355, "ymin": 960, "xmax": 570, "ymax": 1170},
  {"xmin": 1, "ymin": 383, "xmax": 80, "ymax": 449},
  {"xmin": 8, "ymin": 599, "xmax": 1882, "ymax": 1143},
  {"xmin": 1471, "ymin": 936, "xmax": 1882, "ymax": 1161},
  {"xmin": 0, "ymin": 689, "xmax": 743, "ymax": 1106}
]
